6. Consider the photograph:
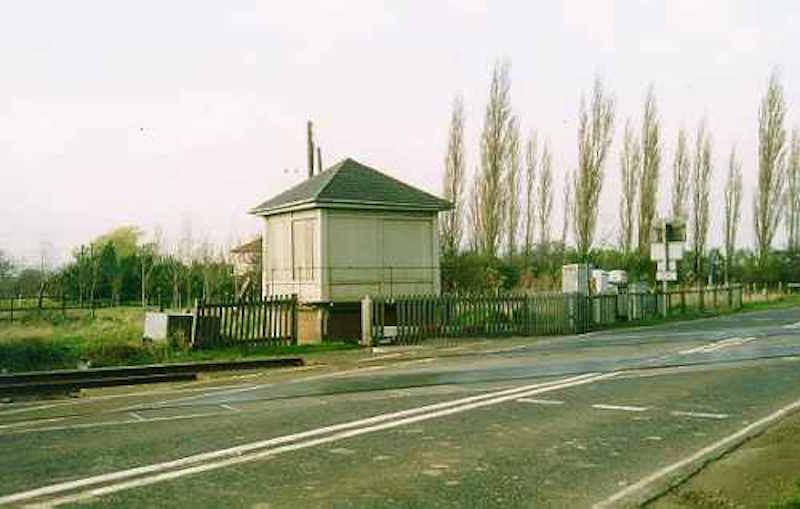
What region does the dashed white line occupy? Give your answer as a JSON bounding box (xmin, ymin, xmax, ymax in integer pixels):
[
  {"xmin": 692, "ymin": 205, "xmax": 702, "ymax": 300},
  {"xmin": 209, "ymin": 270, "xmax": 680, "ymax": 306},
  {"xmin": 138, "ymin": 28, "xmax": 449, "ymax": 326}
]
[
  {"xmin": 128, "ymin": 412, "xmax": 146, "ymax": 422},
  {"xmin": 516, "ymin": 398, "xmax": 565, "ymax": 405},
  {"xmin": 671, "ymin": 410, "xmax": 729, "ymax": 420},
  {"xmin": 592, "ymin": 404, "xmax": 649, "ymax": 413}
]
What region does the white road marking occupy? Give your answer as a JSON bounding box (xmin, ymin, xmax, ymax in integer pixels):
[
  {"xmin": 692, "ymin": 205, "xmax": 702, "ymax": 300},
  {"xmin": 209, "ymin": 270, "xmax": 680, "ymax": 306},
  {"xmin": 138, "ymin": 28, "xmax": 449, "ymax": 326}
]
[
  {"xmin": 592, "ymin": 404, "xmax": 649, "ymax": 413},
  {"xmin": 593, "ymin": 396, "xmax": 800, "ymax": 508},
  {"xmin": 679, "ymin": 336, "xmax": 756, "ymax": 355},
  {"xmin": 1, "ymin": 411, "xmax": 230, "ymax": 436},
  {"xmin": 782, "ymin": 321, "xmax": 800, "ymax": 329},
  {"xmin": 356, "ymin": 353, "xmax": 403, "ymax": 363},
  {"xmin": 0, "ymin": 372, "xmax": 616, "ymax": 506},
  {"xmin": 671, "ymin": 411, "xmax": 729, "ymax": 420},
  {"xmin": 0, "ymin": 417, "xmax": 67, "ymax": 430},
  {"xmin": 128, "ymin": 412, "xmax": 145, "ymax": 422},
  {"xmin": 0, "ymin": 383, "xmax": 248, "ymax": 417},
  {"xmin": 219, "ymin": 404, "xmax": 239, "ymax": 413},
  {"xmin": 516, "ymin": 398, "xmax": 564, "ymax": 405}
]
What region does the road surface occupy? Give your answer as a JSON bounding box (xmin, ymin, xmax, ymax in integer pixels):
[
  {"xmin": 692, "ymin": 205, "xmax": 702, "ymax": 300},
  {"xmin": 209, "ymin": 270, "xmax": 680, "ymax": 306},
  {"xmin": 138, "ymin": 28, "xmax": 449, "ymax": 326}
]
[{"xmin": 2, "ymin": 307, "xmax": 800, "ymax": 508}]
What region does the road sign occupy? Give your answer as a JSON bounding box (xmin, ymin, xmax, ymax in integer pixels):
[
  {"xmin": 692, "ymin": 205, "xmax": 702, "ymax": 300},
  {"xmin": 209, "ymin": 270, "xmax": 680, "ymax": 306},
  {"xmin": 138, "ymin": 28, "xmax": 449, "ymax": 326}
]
[
  {"xmin": 650, "ymin": 242, "xmax": 685, "ymax": 261},
  {"xmin": 657, "ymin": 260, "xmax": 678, "ymax": 272},
  {"xmin": 656, "ymin": 270, "xmax": 678, "ymax": 282}
]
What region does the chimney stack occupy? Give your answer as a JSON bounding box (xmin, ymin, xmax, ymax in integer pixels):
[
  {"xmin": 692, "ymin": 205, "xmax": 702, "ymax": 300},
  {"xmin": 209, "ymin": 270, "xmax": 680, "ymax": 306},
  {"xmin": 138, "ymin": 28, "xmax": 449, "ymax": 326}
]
[
  {"xmin": 316, "ymin": 146, "xmax": 323, "ymax": 174},
  {"xmin": 307, "ymin": 120, "xmax": 315, "ymax": 179}
]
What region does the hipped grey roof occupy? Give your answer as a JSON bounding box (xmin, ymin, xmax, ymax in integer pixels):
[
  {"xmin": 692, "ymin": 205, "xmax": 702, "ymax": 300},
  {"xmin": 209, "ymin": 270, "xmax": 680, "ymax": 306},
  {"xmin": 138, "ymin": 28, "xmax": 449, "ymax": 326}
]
[{"xmin": 249, "ymin": 158, "xmax": 451, "ymax": 216}]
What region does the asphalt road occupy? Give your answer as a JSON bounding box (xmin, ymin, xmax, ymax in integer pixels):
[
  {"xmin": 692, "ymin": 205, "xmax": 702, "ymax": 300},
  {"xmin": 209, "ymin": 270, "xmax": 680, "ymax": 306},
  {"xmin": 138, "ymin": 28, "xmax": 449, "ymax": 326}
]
[{"xmin": 3, "ymin": 307, "xmax": 800, "ymax": 508}]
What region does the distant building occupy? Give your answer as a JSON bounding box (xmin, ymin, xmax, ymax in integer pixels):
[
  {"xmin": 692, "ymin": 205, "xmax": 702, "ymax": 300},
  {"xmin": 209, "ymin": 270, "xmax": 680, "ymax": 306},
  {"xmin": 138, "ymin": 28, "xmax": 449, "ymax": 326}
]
[
  {"xmin": 249, "ymin": 158, "xmax": 451, "ymax": 340},
  {"xmin": 230, "ymin": 236, "xmax": 262, "ymax": 298}
]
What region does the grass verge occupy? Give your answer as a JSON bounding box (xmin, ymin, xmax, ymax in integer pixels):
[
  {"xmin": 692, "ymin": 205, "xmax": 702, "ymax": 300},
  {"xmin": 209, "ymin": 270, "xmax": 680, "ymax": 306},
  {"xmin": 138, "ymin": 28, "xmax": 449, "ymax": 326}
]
[{"xmin": 0, "ymin": 308, "xmax": 357, "ymax": 373}]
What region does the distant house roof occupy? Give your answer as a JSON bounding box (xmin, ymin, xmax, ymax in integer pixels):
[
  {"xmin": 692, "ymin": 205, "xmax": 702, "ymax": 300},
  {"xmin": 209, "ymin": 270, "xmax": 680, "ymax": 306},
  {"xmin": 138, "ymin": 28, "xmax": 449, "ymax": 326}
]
[
  {"xmin": 230, "ymin": 236, "xmax": 262, "ymax": 255},
  {"xmin": 249, "ymin": 158, "xmax": 452, "ymax": 216}
]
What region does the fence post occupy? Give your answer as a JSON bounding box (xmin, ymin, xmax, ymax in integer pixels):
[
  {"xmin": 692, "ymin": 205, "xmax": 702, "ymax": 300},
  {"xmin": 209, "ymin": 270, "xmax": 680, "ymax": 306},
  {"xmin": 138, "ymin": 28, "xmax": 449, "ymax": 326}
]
[
  {"xmin": 291, "ymin": 294, "xmax": 298, "ymax": 345},
  {"xmin": 190, "ymin": 298, "xmax": 199, "ymax": 347}
]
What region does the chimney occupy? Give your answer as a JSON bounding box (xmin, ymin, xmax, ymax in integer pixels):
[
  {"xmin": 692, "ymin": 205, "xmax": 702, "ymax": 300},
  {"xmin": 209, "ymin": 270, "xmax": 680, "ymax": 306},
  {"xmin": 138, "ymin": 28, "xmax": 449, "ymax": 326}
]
[
  {"xmin": 307, "ymin": 120, "xmax": 315, "ymax": 179},
  {"xmin": 316, "ymin": 146, "xmax": 323, "ymax": 173}
]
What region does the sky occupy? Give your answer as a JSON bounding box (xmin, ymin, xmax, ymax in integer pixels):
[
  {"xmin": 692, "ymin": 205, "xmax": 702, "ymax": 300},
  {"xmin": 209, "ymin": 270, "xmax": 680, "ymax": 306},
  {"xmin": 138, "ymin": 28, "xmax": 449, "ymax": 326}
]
[{"xmin": 1, "ymin": 0, "xmax": 799, "ymax": 267}]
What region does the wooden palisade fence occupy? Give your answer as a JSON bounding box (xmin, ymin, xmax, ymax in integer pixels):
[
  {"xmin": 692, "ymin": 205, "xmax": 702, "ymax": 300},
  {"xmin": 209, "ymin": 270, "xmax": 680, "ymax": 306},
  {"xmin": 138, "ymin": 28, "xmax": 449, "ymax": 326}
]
[
  {"xmin": 366, "ymin": 285, "xmax": 744, "ymax": 345},
  {"xmin": 192, "ymin": 294, "xmax": 297, "ymax": 348}
]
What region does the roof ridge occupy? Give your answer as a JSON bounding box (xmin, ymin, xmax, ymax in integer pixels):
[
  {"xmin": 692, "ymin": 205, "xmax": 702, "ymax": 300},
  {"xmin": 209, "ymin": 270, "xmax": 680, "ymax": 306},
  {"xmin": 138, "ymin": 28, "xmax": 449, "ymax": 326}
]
[{"xmin": 310, "ymin": 158, "xmax": 349, "ymax": 200}]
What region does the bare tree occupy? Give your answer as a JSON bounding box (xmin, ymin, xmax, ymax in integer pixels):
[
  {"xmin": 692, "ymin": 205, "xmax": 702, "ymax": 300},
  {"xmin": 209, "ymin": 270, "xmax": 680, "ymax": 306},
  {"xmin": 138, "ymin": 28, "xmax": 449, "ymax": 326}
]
[
  {"xmin": 619, "ymin": 119, "xmax": 641, "ymax": 254},
  {"xmin": 784, "ymin": 129, "xmax": 800, "ymax": 252},
  {"xmin": 523, "ymin": 132, "xmax": 538, "ymax": 259},
  {"xmin": 691, "ymin": 122, "xmax": 713, "ymax": 279},
  {"xmin": 561, "ymin": 172, "xmax": 572, "ymax": 248},
  {"xmin": 671, "ymin": 128, "xmax": 690, "ymax": 220},
  {"xmin": 638, "ymin": 86, "xmax": 661, "ymax": 254},
  {"xmin": 537, "ymin": 141, "xmax": 553, "ymax": 248},
  {"xmin": 441, "ymin": 95, "xmax": 466, "ymax": 256},
  {"xmin": 505, "ymin": 117, "xmax": 521, "ymax": 258},
  {"xmin": 474, "ymin": 60, "xmax": 513, "ymax": 258},
  {"xmin": 724, "ymin": 146, "xmax": 743, "ymax": 283},
  {"xmin": 754, "ymin": 71, "xmax": 788, "ymax": 267},
  {"xmin": 573, "ymin": 77, "xmax": 615, "ymax": 259}
]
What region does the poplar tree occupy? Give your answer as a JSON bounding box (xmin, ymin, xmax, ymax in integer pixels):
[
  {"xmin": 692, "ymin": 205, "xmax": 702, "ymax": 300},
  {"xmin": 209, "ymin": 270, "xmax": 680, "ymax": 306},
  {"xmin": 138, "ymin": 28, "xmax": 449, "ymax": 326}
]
[
  {"xmin": 619, "ymin": 119, "xmax": 641, "ymax": 255},
  {"xmin": 724, "ymin": 146, "xmax": 743, "ymax": 283},
  {"xmin": 523, "ymin": 132, "xmax": 538, "ymax": 259},
  {"xmin": 784, "ymin": 129, "xmax": 800, "ymax": 252},
  {"xmin": 573, "ymin": 77, "xmax": 615, "ymax": 259},
  {"xmin": 441, "ymin": 95, "xmax": 466, "ymax": 256},
  {"xmin": 691, "ymin": 122, "xmax": 713, "ymax": 279},
  {"xmin": 537, "ymin": 141, "xmax": 554, "ymax": 248},
  {"xmin": 671, "ymin": 128, "xmax": 690, "ymax": 220},
  {"xmin": 638, "ymin": 86, "xmax": 661, "ymax": 254},
  {"xmin": 505, "ymin": 117, "xmax": 521, "ymax": 258},
  {"xmin": 754, "ymin": 71, "xmax": 787, "ymax": 267},
  {"xmin": 474, "ymin": 61, "xmax": 513, "ymax": 258}
]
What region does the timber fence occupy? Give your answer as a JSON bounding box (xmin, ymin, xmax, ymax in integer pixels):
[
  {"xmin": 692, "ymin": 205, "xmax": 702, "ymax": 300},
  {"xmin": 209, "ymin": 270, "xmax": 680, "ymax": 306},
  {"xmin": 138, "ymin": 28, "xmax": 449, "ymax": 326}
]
[
  {"xmin": 191, "ymin": 294, "xmax": 297, "ymax": 349},
  {"xmin": 366, "ymin": 284, "xmax": 746, "ymax": 345}
]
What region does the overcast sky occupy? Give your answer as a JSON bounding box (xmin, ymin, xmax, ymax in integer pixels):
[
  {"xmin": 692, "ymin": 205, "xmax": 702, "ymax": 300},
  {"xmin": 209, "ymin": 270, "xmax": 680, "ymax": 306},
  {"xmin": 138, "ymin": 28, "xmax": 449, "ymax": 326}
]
[{"xmin": 2, "ymin": 0, "xmax": 798, "ymax": 266}]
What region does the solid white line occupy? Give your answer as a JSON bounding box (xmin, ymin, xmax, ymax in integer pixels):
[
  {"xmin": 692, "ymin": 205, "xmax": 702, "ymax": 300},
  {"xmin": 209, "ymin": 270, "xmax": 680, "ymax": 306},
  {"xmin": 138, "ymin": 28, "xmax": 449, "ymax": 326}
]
[
  {"xmin": 516, "ymin": 398, "xmax": 564, "ymax": 405},
  {"xmin": 36, "ymin": 372, "xmax": 620, "ymax": 507},
  {"xmin": 671, "ymin": 411, "xmax": 729, "ymax": 420},
  {"xmin": 592, "ymin": 404, "xmax": 649, "ymax": 412},
  {"xmin": 593, "ymin": 396, "xmax": 800, "ymax": 508},
  {"xmin": 0, "ymin": 372, "xmax": 612, "ymax": 506}
]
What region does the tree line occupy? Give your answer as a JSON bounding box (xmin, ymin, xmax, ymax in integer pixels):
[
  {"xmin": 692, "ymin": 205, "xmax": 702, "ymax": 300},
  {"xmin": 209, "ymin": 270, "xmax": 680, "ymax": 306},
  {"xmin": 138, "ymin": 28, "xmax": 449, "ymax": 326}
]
[
  {"xmin": 440, "ymin": 61, "xmax": 800, "ymax": 292},
  {"xmin": 0, "ymin": 226, "xmax": 239, "ymax": 309}
]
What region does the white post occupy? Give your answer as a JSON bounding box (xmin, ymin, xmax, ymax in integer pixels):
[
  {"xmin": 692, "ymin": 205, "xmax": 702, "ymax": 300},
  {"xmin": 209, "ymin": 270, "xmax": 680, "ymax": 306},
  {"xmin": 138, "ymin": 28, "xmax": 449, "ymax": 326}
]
[{"xmin": 361, "ymin": 295, "xmax": 373, "ymax": 347}]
